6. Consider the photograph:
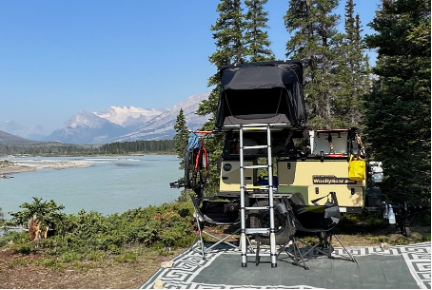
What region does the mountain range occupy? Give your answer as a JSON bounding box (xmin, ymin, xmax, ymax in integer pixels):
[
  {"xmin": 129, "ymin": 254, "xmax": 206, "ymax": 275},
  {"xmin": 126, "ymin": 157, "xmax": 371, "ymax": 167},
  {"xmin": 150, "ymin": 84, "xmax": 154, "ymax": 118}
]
[
  {"xmin": 0, "ymin": 130, "xmax": 39, "ymax": 145},
  {"xmin": 0, "ymin": 92, "xmax": 211, "ymax": 145}
]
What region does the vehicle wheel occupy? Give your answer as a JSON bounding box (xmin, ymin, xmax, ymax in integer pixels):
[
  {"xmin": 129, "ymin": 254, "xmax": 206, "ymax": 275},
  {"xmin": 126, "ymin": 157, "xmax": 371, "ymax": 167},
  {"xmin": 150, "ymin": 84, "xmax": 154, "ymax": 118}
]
[
  {"xmin": 404, "ymin": 226, "xmax": 411, "ymax": 237},
  {"xmin": 184, "ymin": 151, "xmax": 195, "ymax": 189},
  {"xmin": 249, "ymin": 200, "xmax": 292, "ymax": 245}
]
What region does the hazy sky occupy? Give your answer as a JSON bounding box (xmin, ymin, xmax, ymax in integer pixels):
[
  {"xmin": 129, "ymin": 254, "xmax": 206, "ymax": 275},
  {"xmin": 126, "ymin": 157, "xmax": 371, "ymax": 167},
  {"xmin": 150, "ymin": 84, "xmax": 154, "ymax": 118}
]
[{"xmin": 0, "ymin": 0, "xmax": 381, "ymax": 133}]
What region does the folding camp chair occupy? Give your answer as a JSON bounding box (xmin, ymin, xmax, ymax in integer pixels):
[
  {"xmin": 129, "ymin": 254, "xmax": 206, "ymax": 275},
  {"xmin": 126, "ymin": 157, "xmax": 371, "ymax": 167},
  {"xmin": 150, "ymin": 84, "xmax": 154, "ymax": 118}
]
[
  {"xmin": 189, "ymin": 183, "xmax": 244, "ymax": 259},
  {"xmin": 283, "ymin": 192, "xmax": 357, "ymax": 269}
]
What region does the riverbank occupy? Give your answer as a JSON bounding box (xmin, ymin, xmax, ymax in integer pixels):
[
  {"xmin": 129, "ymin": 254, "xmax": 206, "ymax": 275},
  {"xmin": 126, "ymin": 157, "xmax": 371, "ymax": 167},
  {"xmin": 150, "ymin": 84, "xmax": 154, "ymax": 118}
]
[
  {"xmin": 0, "ymin": 152, "xmax": 178, "ymax": 176},
  {"xmin": 0, "ymin": 159, "xmax": 93, "ymax": 175}
]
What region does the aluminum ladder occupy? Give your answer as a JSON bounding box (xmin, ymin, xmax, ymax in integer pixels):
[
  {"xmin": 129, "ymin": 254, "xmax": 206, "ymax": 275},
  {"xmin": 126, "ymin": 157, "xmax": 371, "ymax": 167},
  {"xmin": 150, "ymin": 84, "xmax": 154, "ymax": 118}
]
[{"xmin": 239, "ymin": 124, "xmax": 277, "ymax": 268}]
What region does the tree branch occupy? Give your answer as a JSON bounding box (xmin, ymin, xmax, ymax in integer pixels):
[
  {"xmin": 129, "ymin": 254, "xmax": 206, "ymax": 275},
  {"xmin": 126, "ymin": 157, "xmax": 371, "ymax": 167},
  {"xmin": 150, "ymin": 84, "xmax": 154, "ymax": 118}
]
[{"xmin": 0, "ymin": 226, "xmax": 28, "ymax": 232}]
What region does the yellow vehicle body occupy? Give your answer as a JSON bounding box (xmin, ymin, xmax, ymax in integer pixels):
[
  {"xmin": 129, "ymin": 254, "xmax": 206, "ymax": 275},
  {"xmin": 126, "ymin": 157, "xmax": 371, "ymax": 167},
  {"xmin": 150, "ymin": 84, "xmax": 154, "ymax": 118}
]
[
  {"xmin": 219, "ymin": 160, "xmax": 257, "ymax": 192},
  {"xmin": 277, "ymin": 159, "xmax": 365, "ymax": 210}
]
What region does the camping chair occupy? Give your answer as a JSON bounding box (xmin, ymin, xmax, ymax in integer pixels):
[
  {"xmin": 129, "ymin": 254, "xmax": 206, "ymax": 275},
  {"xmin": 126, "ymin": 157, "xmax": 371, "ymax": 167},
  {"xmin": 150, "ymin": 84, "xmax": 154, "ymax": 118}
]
[
  {"xmin": 283, "ymin": 192, "xmax": 357, "ymax": 269},
  {"xmin": 189, "ymin": 183, "xmax": 244, "ymax": 259}
]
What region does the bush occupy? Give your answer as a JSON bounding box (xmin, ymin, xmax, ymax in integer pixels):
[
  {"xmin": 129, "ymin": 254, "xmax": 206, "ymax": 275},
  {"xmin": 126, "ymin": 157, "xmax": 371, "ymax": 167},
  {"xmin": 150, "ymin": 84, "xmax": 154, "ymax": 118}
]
[{"xmin": 2, "ymin": 200, "xmax": 195, "ymax": 260}]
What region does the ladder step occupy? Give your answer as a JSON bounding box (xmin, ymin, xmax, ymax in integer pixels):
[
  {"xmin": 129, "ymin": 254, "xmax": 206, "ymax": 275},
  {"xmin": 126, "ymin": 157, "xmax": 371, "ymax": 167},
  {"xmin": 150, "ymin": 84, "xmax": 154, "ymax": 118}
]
[
  {"xmin": 245, "ymin": 206, "xmax": 269, "ymax": 210},
  {"xmin": 245, "ymin": 228, "xmax": 270, "ymax": 234},
  {"xmin": 246, "ymin": 253, "xmax": 270, "ymax": 257},
  {"xmin": 242, "ymin": 127, "xmax": 268, "ymax": 131},
  {"xmin": 244, "ymin": 165, "xmax": 268, "ymax": 169},
  {"xmin": 243, "ymin": 185, "xmax": 269, "ymax": 190},
  {"xmin": 243, "ymin": 145, "xmax": 268, "ymax": 150}
]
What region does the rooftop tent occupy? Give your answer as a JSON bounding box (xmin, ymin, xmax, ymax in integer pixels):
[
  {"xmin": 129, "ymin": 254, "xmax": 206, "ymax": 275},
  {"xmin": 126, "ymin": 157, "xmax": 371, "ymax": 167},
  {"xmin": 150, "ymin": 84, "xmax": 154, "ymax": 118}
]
[{"xmin": 215, "ymin": 61, "xmax": 307, "ymax": 129}]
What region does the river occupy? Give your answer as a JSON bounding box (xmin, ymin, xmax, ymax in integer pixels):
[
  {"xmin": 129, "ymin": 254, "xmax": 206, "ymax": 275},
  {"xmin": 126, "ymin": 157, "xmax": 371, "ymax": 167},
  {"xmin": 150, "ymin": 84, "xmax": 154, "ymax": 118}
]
[{"xmin": 0, "ymin": 155, "xmax": 183, "ymax": 217}]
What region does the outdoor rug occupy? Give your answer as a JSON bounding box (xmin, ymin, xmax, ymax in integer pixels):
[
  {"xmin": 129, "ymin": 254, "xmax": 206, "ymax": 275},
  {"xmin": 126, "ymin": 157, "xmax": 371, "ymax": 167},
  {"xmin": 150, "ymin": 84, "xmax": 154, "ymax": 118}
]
[{"xmin": 139, "ymin": 242, "xmax": 431, "ymax": 289}]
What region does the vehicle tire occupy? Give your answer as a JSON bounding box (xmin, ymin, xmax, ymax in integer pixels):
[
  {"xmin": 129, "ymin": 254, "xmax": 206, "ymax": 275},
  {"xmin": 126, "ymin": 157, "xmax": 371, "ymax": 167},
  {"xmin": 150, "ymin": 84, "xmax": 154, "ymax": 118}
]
[
  {"xmin": 184, "ymin": 151, "xmax": 195, "ymax": 189},
  {"xmin": 248, "ymin": 200, "xmax": 292, "ymax": 245}
]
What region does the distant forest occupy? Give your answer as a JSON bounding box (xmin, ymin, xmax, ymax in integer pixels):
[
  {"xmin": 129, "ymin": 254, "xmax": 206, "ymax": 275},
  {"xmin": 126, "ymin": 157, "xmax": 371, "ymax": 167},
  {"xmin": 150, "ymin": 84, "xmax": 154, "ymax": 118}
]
[{"xmin": 0, "ymin": 140, "xmax": 175, "ymax": 155}]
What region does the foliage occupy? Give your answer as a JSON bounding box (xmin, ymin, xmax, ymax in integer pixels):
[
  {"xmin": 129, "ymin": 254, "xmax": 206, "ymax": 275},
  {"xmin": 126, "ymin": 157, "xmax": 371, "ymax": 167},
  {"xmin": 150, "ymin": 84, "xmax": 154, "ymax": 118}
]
[
  {"xmin": 173, "ymin": 108, "xmax": 189, "ymax": 170},
  {"xmin": 285, "ymin": 0, "xmax": 346, "ymax": 129},
  {"xmin": 210, "ymin": 0, "xmax": 246, "ymax": 67},
  {"xmin": 98, "ymin": 140, "xmax": 175, "ymax": 154},
  {"xmin": 0, "ymin": 160, "xmax": 11, "ymax": 168},
  {"xmin": 1, "ymin": 198, "xmax": 196, "ymax": 260},
  {"xmin": 0, "ymin": 140, "xmax": 176, "ymax": 155},
  {"xmin": 0, "ymin": 207, "xmax": 5, "ymax": 227},
  {"xmin": 0, "ymin": 143, "xmax": 98, "ymax": 155},
  {"xmin": 197, "ymin": 0, "xmax": 246, "ymax": 196},
  {"xmin": 8, "ymin": 197, "xmax": 66, "ymax": 229},
  {"xmin": 197, "ymin": 0, "xmax": 274, "ymax": 196},
  {"xmin": 334, "ymin": 0, "xmax": 370, "ymax": 127},
  {"xmin": 363, "ymin": 0, "xmax": 431, "ymax": 203},
  {"xmin": 244, "ymin": 0, "xmax": 275, "ymax": 62},
  {"xmin": 173, "ymin": 108, "xmax": 192, "ymax": 202}
]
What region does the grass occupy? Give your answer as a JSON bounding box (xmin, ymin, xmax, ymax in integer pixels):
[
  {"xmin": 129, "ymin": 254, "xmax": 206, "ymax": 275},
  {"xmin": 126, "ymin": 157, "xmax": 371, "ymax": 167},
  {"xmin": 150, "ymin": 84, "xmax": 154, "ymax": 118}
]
[{"xmin": 7, "ymin": 257, "xmax": 28, "ymax": 269}]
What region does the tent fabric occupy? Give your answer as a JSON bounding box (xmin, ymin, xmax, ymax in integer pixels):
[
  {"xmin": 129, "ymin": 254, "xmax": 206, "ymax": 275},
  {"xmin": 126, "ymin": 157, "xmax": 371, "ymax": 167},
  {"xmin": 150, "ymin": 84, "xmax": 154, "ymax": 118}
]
[{"xmin": 215, "ymin": 61, "xmax": 307, "ymax": 129}]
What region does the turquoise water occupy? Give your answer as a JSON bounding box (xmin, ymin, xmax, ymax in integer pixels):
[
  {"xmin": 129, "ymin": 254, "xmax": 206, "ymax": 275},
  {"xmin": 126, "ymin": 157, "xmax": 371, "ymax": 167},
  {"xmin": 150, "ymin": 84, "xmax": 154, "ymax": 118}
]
[{"xmin": 0, "ymin": 155, "xmax": 183, "ymax": 217}]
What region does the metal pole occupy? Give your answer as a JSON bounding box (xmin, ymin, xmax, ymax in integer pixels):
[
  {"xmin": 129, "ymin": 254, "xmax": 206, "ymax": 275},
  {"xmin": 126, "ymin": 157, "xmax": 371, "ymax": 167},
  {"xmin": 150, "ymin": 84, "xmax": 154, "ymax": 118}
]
[
  {"xmin": 239, "ymin": 126, "xmax": 247, "ymax": 267},
  {"xmin": 267, "ymin": 125, "xmax": 277, "ymax": 267}
]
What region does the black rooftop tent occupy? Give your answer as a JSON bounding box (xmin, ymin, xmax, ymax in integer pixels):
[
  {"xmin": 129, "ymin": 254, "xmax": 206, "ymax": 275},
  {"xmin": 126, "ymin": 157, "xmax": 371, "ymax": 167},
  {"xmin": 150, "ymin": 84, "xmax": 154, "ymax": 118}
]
[{"xmin": 215, "ymin": 61, "xmax": 307, "ymax": 129}]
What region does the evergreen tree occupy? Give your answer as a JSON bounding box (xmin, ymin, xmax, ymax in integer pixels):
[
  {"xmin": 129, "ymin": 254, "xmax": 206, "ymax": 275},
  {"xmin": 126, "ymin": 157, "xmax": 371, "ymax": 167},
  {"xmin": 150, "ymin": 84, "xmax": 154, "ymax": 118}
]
[
  {"xmin": 244, "ymin": 0, "xmax": 275, "ymax": 62},
  {"xmin": 196, "ymin": 0, "xmax": 248, "ymax": 195},
  {"xmin": 173, "ymin": 108, "xmax": 189, "ymax": 169},
  {"xmin": 197, "ymin": 0, "xmax": 246, "ymax": 120},
  {"xmin": 284, "ymin": 0, "xmax": 345, "ymax": 129},
  {"xmin": 364, "ymin": 0, "xmax": 431, "ymax": 203},
  {"xmin": 334, "ymin": 0, "xmax": 370, "ymax": 127},
  {"xmin": 173, "ymin": 108, "xmax": 191, "ymax": 203}
]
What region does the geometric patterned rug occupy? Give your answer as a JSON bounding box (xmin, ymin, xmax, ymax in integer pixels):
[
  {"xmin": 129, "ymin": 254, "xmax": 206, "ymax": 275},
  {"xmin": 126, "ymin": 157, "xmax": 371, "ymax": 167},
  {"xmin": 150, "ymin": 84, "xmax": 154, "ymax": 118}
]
[{"xmin": 139, "ymin": 242, "xmax": 431, "ymax": 289}]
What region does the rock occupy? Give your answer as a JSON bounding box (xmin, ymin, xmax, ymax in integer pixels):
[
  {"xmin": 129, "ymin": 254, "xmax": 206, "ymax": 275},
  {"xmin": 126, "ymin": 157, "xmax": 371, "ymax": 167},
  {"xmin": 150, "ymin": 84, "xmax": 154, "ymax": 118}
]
[
  {"xmin": 380, "ymin": 242, "xmax": 391, "ymax": 250},
  {"xmin": 153, "ymin": 279, "xmax": 164, "ymax": 289},
  {"xmin": 160, "ymin": 260, "xmax": 174, "ymax": 268}
]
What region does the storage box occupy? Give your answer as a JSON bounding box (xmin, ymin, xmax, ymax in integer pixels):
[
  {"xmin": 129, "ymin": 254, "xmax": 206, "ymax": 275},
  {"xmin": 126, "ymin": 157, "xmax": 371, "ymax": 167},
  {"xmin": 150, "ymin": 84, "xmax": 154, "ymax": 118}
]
[
  {"xmin": 366, "ymin": 187, "xmax": 383, "ymax": 207},
  {"xmin": 219, "ymin": 160, "xmax": 257, "ymax": 192}
]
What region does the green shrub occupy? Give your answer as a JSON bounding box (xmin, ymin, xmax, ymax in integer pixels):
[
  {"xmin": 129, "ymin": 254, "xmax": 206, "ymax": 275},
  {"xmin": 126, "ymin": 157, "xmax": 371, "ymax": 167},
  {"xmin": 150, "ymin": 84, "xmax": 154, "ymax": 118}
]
[
  {"xmin": 1, "ymin": 199, "xmax": 196, "ymax": 260},
  {"xmin": 12, "ymin": 242, "xmax": 33, "ymax": 254}
]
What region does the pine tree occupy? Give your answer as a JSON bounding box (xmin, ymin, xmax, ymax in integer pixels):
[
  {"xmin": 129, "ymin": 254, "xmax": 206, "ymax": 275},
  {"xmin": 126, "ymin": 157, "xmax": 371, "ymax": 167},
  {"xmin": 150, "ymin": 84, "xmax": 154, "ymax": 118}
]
[
  {"xmin": 334, "ymin": 0, "xmax": 370, "ymax": 127},
  {"xmin": 173, "ymin": 109, "xmax": 191, "ymax": 203},
  {"xmin": 244, "ymin": 0, "xmax": 275, "ymax": 62},
  {"xmin": 173, "ymin": 108, "xmax": 189, "ymax": 169},
  {"xmin": 284, "ymin": 0, "xmax": 345, "ymax": 129},
  {"xmin": 364, "ymin": 0, "xmax": 431, "ymax": 203},
  {"xmin": 196, "ymin": 0, "xmax": 248, "ymax": 195},
  {"xmin": 197, "ymin": 0, "xmax": 245, "ymax": 119}
]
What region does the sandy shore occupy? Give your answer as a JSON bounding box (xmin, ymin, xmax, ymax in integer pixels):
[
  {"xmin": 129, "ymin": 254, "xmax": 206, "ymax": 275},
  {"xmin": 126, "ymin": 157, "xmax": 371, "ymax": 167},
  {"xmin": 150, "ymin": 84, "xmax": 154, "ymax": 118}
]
[{"xmin": 0, "ymin": 160, "xmax": 93, "ymax": 175}]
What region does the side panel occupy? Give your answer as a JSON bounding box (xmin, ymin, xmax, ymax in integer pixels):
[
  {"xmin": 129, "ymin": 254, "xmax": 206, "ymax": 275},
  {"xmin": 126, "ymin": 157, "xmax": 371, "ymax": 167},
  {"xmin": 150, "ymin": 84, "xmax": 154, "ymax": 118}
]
[
  {"xmin": 219, "ymin": 161, "xmax": 257, "ymax": 192},
  {"xmin": 278, "ymin": 159, "xmax": 365, "ymax": 207}
]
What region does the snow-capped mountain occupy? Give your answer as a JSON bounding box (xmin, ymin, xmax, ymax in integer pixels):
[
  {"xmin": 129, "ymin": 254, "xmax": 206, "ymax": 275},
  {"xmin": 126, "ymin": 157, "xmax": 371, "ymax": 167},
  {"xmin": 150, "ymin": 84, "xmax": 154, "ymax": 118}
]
[
  {"xmin": 94, "ymin": 106, "xmax": 163, "ymax": 129},
  {"xmin": 46, "ymin": 111, "xmax": 130, "ymax": 144},
  {"xmin": 44, "ymin": 92, "xmax": 211, "ymax": 144},
  {"xmin": 116, "ymin": 92, "xmax": 210, "ymax": 141}
]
